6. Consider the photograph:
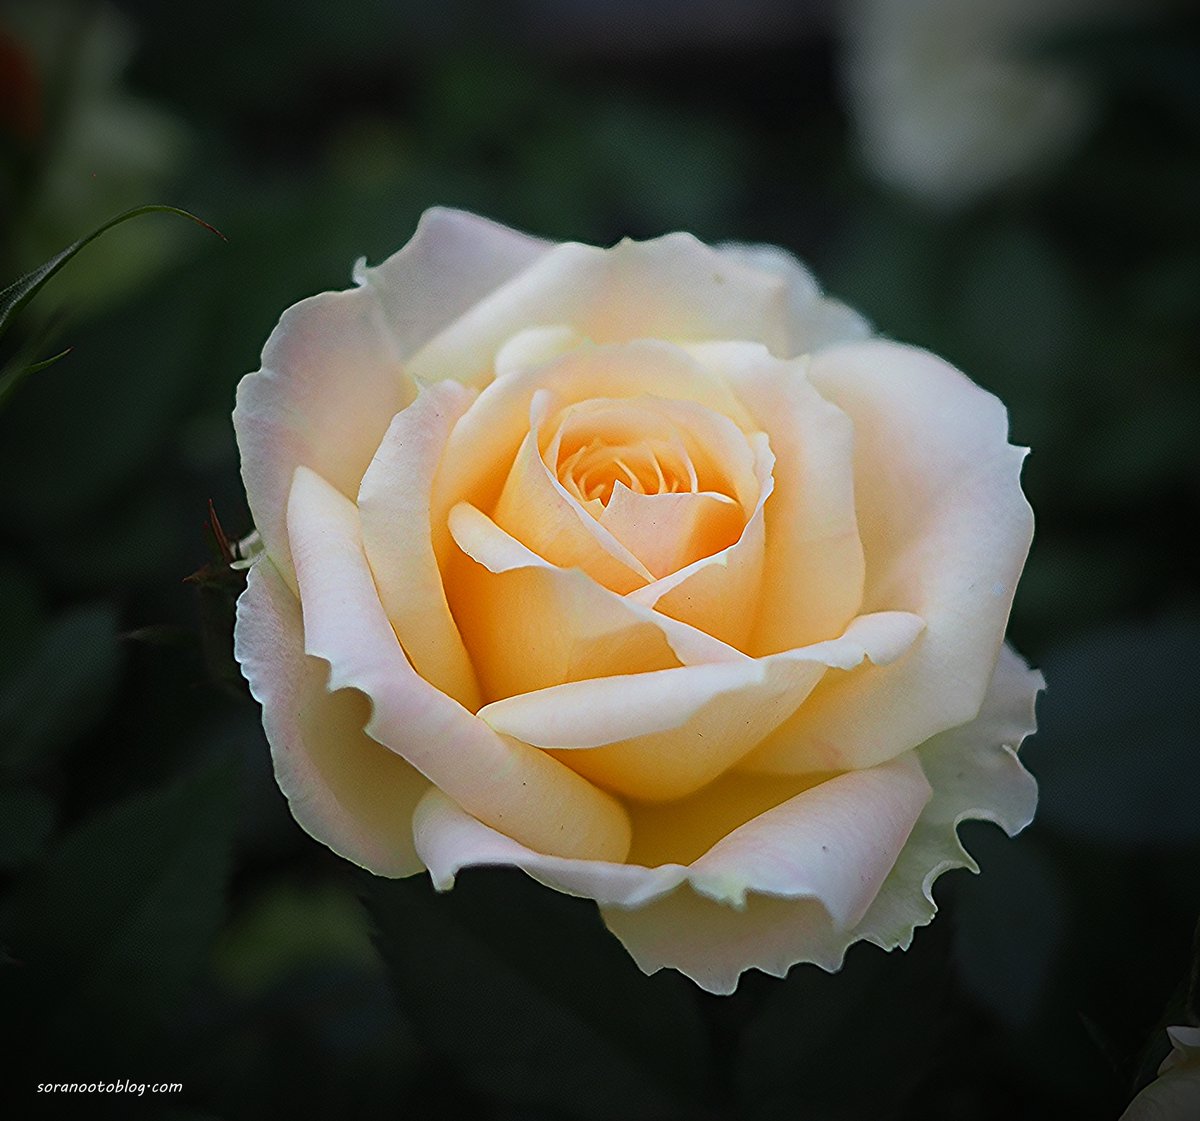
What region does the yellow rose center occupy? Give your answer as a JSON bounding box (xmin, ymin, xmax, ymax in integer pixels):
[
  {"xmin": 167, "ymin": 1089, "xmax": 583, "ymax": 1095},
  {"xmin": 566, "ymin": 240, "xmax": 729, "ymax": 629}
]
[{"xmin": 534, "ymin": 395, "xmax": 750, "ymax": 582}]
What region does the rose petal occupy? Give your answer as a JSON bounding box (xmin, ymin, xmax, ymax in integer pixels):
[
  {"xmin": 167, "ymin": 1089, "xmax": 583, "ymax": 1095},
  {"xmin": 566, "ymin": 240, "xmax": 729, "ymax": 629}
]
[
  {"xmin": 431, "ymin": 339, "xmax": 755, "ymax": 572},
  {"xmin": 548, "ymin": 394, "xmax": 761, "ymax": 510},
  {"xmin": 624, "ymin": 433, "xmax": 773, "ymax": 651},
  {"xmin": 357, "ymin": 380, "xmax": 481, "ymax": 710},
  {"xmin": 447, "ymin": 501, "xmax": 744, "ymax": 702},
  {"xmin": 353, "ymin": 207, "xmax": 549, "ymax": 359},
  {"xmin": 411, "ymin": 752, "xmax": 931, "ymax": 994},
  {"xmin": 743, "ymin": 340, "xmax": 1034, "ymax": 774},
  {"xmin": 287, "ymin": 465, "xmax": 631, "ymax": 863},
  {"xmin": 716, "ymin": 242, "xmax": 872, "ymax": 357},
  {"xmin": 492, "ymin": 416, "xmax": 653, "ymax": 594},
  {"xmin": 233, "ymin": 286, "xmax": 414, "ymax": 587},
  {"xmin": 685, "ymin": 342, "xmax": 865, "ymax": 652},
  {"xmin": 545, "ymin": 392, "xmax": 761, "ymax": 587},
  {"xmin": 233, "ymin": 556, "xmax": 429, "ymax": 877},
  {"xmin": 478, "ymin": 611, "xmax": 924, "ymax": 801},
  {"xmin": 600, "ymin": 486, "xmax": 744, "ymax": 580},
  {"xmin": 494, "ymin": 325, "xmax": 583, "ymax": 377},
  {"xmin": 408, "ymin": 232, "xmax": 792, "ymax": 387},
  {"xmin": 234, "ymin": 208, "xmax": 547, "ymax": 586},
  {"xmin": 602, "ymin": 752, "xmax": 932, "ymax": 993},
  {"xmin": 845, "ymin": 643, "xmax": 1041, "ymax": 953}
]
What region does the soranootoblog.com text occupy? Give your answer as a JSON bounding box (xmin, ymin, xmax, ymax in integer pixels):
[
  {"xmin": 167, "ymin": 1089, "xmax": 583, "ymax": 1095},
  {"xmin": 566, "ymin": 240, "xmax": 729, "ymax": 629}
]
[{"xmin": 36, "ymin": 1080, "xmax": 182, "ymax": 1096}]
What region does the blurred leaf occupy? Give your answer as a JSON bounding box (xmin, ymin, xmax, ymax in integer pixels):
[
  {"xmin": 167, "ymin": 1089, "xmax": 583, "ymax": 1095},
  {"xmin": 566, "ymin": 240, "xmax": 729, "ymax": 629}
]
[
  {"xmin": 0, "ymin": 204, "xmax": 221, "ymax": 344},
  {"xmin": 0, "ymin": 601, "xmax": 122, "ymax": 772},
  {"xmin": 214, "ymin": 879, "xmax": 379, "ymax": 997},
  {"xmin": 0, "ymin": 784, "xmax": 56, "ymax": 870},
  {"xmin": 736, "ymin": 931, "xmax": 949, "ymax": 1120},
  {"xmin": 2, "ymin": 755, "xmax": 238, "ymax": 1050},
  {"xmin": 0, "ymin": 346, "xmax": 71, "ymax": 411},
  {"xmin": 1025, "ymin": 618, "xmax": 1200, "ymax": 844},
  {"xmin": 366, "ymin": 868, "xmax": 710, "ymax": 1120},
  {"xmin": 952, "ymin": 827, "xmax": 1068, "ymax": 1027}
]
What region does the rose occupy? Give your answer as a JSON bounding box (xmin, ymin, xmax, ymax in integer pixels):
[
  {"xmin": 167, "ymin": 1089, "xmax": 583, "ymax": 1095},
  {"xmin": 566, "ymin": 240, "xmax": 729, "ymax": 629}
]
[
  {"xmin": 1119, "ymin": 1027, "xmax": 1200, "ymax": 1120},
  {"xmin": 840, "ymin": 0, "xmax": 1151, "ymax": 207},
  {"xmin": 232, "ymin": 207, "xmax": 1040, "ymax": 993}
]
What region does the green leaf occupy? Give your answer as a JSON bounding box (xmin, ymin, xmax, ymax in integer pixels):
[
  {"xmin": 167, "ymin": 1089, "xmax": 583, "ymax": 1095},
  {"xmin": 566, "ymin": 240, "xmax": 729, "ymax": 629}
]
[
  {"xmin": 0, "ymin": 602, "xmax": 123, "ymax": 772},
  {"xmin": 0, "ymin": 204, "xmax": 223, "ymax": 344},
  {"xmin": 0, "ymin": 347, "xmax": 72, "ymax": 412},
  {"xmin": 214, "ymin": 879, "xmax": 380, "ymax": 997},
  {"xmin": 365, "ymin": 868, "xmax": 710, "ymax": 1120},
  {"xmin": 2, "ymin": 756, "xmax": 238, "ymax": 1052}
]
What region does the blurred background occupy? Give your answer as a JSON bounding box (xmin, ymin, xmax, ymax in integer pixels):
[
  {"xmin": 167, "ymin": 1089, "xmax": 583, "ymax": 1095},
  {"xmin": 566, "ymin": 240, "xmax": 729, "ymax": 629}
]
[{"xmin": 1, "ymin": 1, "xmax": 1197, "ymax": 1117}]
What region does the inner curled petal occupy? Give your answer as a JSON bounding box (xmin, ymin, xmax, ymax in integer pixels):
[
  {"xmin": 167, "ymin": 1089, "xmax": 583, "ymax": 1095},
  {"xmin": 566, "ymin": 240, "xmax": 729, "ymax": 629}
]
[{"xmin": 508, "ymin": 392, "xmax": 759, "ymax": 583}]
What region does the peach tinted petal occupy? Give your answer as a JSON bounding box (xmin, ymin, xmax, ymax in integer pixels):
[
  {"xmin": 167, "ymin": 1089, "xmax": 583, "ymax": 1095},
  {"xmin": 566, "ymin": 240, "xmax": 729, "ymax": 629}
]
[
  {"xmin": 407, "ymin": 232, "xmax": 791, "ymax": 387},
  {"xmin": 352, "ymin": 207, "xmax": 548, "ymax": 360},
  {"xmin": 744, "ymin": 340, "xmax": 1033, "ymax": 774},
  {"xmin": 413, "ymin": 787, "xmax": 693, "ymax": 906},
  {"xmin": 234, "ymin": 208, "xmax": 546, "ymax": 586},
  {"xmin": 625, "ymin": 434, "xmax": 773, "ymax": 651},
  {"xmin": 599, "ymin": 486, "xmax": 743, "ymax": 580},
  {"xmin": 491, "ymin": 421, "xmax": 653, "ymax": 594},
  {"xmin": 848, "ymin": 644, "xmax": 1041, "ymax": 954},
  {"xmin": 602, "ymin": 751, "xmax": 932, "ymax": 993},
  {"xmin": 287, "ymin": 466, "xmax": 631, "ymax": 863},
  {"xmin": 687, "ymin": 342, "xmax": 865, "ymax": 653},
  {"xmin": 357, "ymin": 380, "xmax": 481, "ymax": 710},
  {"xmin": 716, "ymin": 242, "xmax": 871, "ymax": 357},
  {"xmin": 233, "ymin": 557, "xmax": 429, "ymax": 877},
  {"xmin": 411, "ymin": 753, "xmax": 931, "ymax": 994},
  {"xmin": 478, "ymin": 612, "xmax": 924, "ymax": 801},
  {"xmin": 430, "ymin": 339, "xmax": 755, "ymax": 571},
  {"xmin": 446, "ymin": 502, "xmax": 742, "ymax": 702},
  {"xmin": 493, "ymin": 325, "xmax": 583, "ymax": 377},
  {"xmin": 233, "ymin": 284, "xmax": 415, "ymax": 587}
]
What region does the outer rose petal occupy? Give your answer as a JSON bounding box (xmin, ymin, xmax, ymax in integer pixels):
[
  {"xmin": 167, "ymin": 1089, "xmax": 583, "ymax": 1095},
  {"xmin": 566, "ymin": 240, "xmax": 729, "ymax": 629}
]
[
  {"xmin": 286, "ymin": 465, "xmax": 632, "ymax": 864},
  {"xmin": 407, "ymin": 233, "xmax": 792, "ymax": 387},
  {"xmin": 352, "ymin": 207, "xmax": 549, "ymax": 358},
  {"xmin": 845, "ymin": 643, "xmax": 1041, "ymax": 952},
  {"xmin": 357, "ymin": 379, "xmax": 481, "ymax": 710},
  {"xmin": 233, "ymin": 556, "xmax": 429, "ymax": 877},
  {"xmin": 411, "ymin": 641, "xmax": 1037, "ymax": 993},
  {"xmin": 234, "ymin": 207, "xmax": 548, "ymax": 585},
  {"xmin": 607, "ymin": 642, "xmax": 1040, "ymax": 992},
  {"xmin": 716, "ymin": 242, "xmax": 872, "ymax": 356},
  {"xmin": 744, "ymin": 340, "xmax": 1033, "ymax": 774},
  {"xmin": 412, "ymin": 753, "xmax": 931, "ymax": 994},
  {"xmin": 478, "ymin": 612, "xmax": 924, "ymax": 802}
]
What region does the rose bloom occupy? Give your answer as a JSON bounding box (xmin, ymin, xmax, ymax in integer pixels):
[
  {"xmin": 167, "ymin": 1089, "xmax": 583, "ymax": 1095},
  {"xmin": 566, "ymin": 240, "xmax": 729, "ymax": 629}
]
[
  {"xmin": 1119, "ymin": 1027, "xmax": 1200, "ymax": 1121},
  {"xmin": 840, "ymin": 0, "xmax": 1159, "ymax": 207},
  {"xmin": 233, "ymin": 208, "xmax": 1039, "ymax": 993}
]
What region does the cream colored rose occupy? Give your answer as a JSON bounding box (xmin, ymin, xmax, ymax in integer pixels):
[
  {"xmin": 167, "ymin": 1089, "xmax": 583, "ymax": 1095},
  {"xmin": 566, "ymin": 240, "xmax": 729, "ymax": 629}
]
[
  {"xmin": 1120, "ymin": 1027, "xmax": 1200, "ymax": 1121},
  {"xmin": 232, "ymin": 208, "xmax": 1039, "ymax": 993},
  {"xmin": 840, "ymin": 0, "xmax": 1158, "ymax": 207}
]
